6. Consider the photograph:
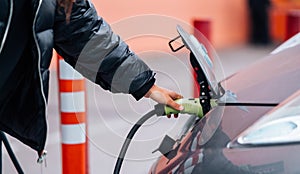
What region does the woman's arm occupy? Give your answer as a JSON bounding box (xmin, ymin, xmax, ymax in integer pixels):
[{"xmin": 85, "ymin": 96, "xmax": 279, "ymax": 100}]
[{"xmin": 54, "ymin": 0, "xmax": 183, "ymax": 109}]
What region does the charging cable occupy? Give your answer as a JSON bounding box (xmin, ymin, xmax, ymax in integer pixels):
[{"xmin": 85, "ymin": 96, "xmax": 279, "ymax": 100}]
[{"xmin": 113, "ymin": 98, "xmax": 210, "ymax": 174}]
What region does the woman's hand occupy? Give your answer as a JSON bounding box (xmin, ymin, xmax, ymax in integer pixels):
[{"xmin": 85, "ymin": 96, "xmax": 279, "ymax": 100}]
[{"xmin": 144, "ymin": 84, "xmax": 184, "ymax": 111}]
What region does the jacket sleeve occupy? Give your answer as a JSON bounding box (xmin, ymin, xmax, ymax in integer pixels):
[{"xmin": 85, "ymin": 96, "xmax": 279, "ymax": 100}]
[{"xmin": 53, "ymin": 0, "xmax": 155, "ymax": 100}]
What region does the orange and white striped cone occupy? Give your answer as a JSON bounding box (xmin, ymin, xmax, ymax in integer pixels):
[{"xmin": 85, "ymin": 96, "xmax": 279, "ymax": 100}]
[{"xmin": 57, "ymin": 54, "xmax": 88, "ymax": 174}]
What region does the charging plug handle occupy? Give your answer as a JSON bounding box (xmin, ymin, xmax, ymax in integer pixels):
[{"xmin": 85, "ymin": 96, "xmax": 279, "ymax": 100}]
[{"xmin": 160, "ymin": 98, "xmax": 202, "ymax": 117}]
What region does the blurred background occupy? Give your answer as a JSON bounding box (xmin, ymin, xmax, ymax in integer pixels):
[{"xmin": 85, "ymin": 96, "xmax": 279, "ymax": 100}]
[
  {"xmin": 92, "ymin": 0, "xmax": 300, "ymax": 49},
  {"xmin": 3, "ymin": 0, "xmax": 300, "ymax": 173},
  {"xmin": 48, "ymin": 0, "xmax": 300, "ymax": 69}
]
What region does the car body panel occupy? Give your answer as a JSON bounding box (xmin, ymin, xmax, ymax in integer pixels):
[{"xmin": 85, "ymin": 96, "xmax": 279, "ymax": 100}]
[{"xmin": 150, "ymin": 40, "xmax": 300, "ymax": 173}]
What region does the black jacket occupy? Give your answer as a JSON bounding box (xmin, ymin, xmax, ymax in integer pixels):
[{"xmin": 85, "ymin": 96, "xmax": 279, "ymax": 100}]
[{"xmin": 0, "ymin": 0, "xmax": 155, "ymax": 156}]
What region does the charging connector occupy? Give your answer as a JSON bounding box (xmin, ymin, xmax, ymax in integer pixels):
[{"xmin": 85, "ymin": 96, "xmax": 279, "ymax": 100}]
[
  {"xmin": 156, "ymin": 98, "xmax": 217, "ymax": 118},
  {"xmin": 164, "ymin": 98, "xmax": 203, "ymax": 117},
  {"xmin": 113, "ymin": 98, "xmax": 216, "ymax": 174}
]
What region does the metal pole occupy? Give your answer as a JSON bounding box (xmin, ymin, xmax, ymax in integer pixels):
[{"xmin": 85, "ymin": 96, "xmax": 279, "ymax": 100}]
[{"xmin": 0, "ymin": 132, "xmax": 24, "ymax": 174}]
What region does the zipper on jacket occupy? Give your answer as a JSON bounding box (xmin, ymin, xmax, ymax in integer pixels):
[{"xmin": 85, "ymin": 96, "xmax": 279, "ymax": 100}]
[
  {"xmin": 0, "ymin": 0, "xmax": 13, "ymax": 54},
  {"xmin": 32, "ymin": 0, "xmax": 48, "ymax": 160}
]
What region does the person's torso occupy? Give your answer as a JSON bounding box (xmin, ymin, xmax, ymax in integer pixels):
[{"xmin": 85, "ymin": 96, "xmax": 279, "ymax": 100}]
[
  {"xmin": 0, "ymin": 0, "xmax": 33, "ymax": 102},
  {"xmin": 0, "ymin": 0, "xmax": 57, "ymax": 153}
]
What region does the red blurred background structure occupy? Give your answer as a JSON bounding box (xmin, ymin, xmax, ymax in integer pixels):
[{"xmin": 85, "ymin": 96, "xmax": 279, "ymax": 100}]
[{"xmin": 193, "ymin": 19, "xmax": 211, "ymax": 97}]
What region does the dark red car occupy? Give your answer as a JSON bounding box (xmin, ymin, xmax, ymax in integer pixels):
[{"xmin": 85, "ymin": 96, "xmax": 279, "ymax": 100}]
[{"xmin": 149, "ymin": 27, "xmax": 300, "ymax": 174}]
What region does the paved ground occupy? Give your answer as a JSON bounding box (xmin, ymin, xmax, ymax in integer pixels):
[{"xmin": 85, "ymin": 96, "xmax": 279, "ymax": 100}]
[{"xmin": 2, "ymin": 43, "xmax": 277, "ymax": 174}]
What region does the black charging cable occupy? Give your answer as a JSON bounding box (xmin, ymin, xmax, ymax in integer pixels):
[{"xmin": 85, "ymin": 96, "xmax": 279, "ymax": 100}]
[{"xmin": 113, "ymin": 104, "xmax": 166, "ymax": 174}]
